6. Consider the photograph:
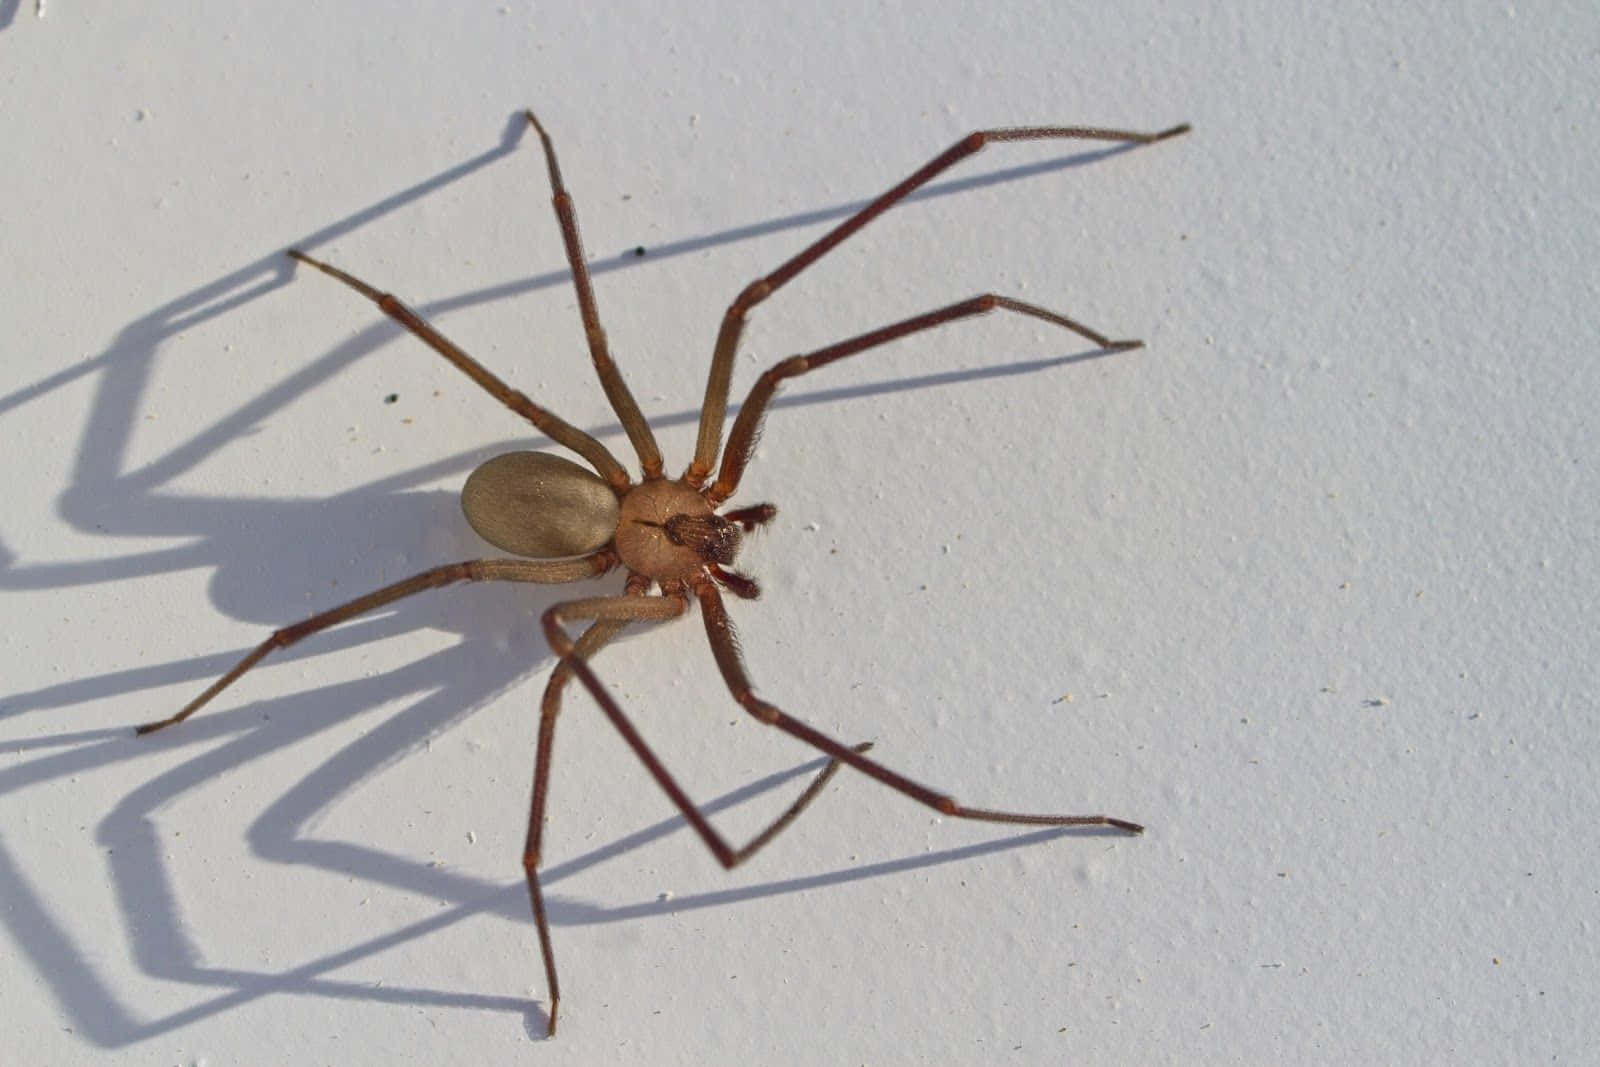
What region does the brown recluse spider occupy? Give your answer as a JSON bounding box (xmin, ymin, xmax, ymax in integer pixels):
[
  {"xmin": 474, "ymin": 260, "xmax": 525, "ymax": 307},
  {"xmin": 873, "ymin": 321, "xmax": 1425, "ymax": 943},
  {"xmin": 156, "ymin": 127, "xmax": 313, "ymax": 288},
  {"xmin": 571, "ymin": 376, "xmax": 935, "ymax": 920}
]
[{"xmin": 136, "ymin": 109, "xmax": 1188, "ymax": 1036}]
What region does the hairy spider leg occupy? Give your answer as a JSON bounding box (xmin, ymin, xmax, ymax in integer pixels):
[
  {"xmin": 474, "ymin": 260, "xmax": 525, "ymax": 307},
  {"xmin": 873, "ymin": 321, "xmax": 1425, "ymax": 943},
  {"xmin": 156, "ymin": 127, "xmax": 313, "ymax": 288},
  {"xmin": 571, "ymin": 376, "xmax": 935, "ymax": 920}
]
[
  {"xmin": 709, "ymin": 293, "xmax": 1140, "ymax": 503},
  {"xmin": 136, "ymin": 555, "xmax": 612, "ymax": 735},
  {"xmin": 686, "ymin": 121, "xmax": 1190, "ymax": 486},
  {"xmin": 525, "ymin": 110, "xmax": 663, "ymax": 480},
  {"xmin": 532, "ymin": 589, "xmax": 870, "ymax": 1035},
  {"xmin": 285, "ymin": 250, "xmax": 631, "ymax": 490},
  {"xmin": 693, "ymin": 580, "xmax": 1142, "ymax": 834},
  {"xmin": 530, "ymin": 581, "xmax": 1136, "ymax": 1034}
]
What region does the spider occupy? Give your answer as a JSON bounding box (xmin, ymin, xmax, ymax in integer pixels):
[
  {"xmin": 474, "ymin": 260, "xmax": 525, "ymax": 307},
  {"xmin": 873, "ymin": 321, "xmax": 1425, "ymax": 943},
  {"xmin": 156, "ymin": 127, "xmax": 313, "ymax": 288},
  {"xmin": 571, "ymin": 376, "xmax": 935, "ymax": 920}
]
[{"xmin": 136, "ymin": 109, "xmax": 1188, "ymax": 1036}]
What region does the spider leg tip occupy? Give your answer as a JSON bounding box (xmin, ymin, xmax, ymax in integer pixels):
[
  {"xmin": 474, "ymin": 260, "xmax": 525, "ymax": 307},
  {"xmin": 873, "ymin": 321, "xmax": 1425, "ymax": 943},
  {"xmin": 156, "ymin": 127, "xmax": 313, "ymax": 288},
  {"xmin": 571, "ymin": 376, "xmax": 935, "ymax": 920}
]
[
  {"xmin": 1110, "ymin": 818, "xmax": 1145, "ymax": 835},
  {"xmin": 1157, "ymin": 123, "xmax": 1192, "ymax": 141}
]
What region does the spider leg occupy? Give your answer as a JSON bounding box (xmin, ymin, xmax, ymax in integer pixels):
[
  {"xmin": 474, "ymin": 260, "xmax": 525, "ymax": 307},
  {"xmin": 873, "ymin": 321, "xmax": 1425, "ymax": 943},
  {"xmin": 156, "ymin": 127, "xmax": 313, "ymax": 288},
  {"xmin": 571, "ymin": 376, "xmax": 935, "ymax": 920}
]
[
  {"xmin": 539, "ymin": 593, "xmax": 873, "ymax": 867},
  {"xmin": 694, "ymin": 580, "xmax": 1144, "ymax": 834},
  {"xmin": 286, "ymin": 249, "xmax": 631, "ymax": 491},
  {"xmin": 135, "ymin": 555, "xmax": 612, "ymax": 735},
  {"xmin": 532, "ymin": 590, "xmax": 869, "ymax": 1032},
  {"xmin": 524, "ymin": 613, "xmax": 628, "ymax": 1038},
  {"xmin": 524, "ymin": 590, "xmax": 871, "ymax": 1037},
  {"xmin": 524, "ymin": 111, "xmax": 663, "ymax": 480},
  {"xmin": 685, "ymin": 120, "xmax": 1190, "ymax": 486},
  {"xmin": 708, "ymin": 293, "xmax": 1138, "ymax": 503}
]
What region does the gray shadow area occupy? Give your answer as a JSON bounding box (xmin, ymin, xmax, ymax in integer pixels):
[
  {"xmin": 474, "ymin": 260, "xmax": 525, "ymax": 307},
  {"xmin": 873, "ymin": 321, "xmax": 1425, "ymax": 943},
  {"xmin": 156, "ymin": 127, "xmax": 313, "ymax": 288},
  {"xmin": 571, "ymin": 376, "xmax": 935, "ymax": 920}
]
[{"xmin": 2, "ymin": 729, "xmax": 1125, "ymax": 1043}]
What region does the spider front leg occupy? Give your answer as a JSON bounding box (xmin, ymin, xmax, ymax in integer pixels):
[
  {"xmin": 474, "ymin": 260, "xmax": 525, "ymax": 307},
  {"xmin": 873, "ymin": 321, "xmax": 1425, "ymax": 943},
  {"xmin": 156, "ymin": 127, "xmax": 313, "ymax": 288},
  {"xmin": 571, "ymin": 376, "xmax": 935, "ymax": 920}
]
[
  {"xmin": 686, "ymin": 120, "xmax": 1190, "ymax": 485},
  {"xmin": 135, "ymin": 555, "xmax": 611, "ymax": 735},
  {"xmin": 694, "ymin": 580, "xmax": 1143, "ymax": 834},
  {"xmin": 709, "ymin": 293, "xmax": 1138, "ymax": 502}
]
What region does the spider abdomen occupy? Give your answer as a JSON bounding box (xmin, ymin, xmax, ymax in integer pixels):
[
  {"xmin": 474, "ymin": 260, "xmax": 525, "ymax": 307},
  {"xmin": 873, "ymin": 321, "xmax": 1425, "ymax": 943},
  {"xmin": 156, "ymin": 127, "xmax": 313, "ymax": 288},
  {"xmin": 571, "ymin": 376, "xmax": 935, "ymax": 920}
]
[{"xmin": 462, "ymin": 450, "xmax": 620, "ymax": 558}]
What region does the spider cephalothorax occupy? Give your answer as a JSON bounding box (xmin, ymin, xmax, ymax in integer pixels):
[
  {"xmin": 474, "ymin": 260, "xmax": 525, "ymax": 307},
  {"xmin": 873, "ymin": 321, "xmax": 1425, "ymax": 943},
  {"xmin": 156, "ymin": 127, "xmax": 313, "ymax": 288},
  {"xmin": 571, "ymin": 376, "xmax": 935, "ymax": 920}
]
[
  {"xmin": 608, "ymin": 477, "xmax": 760, "ymax": 588},
  {"xmin": 139, "ymin": 108, "xmax": 1186, "ymax": 1037}
]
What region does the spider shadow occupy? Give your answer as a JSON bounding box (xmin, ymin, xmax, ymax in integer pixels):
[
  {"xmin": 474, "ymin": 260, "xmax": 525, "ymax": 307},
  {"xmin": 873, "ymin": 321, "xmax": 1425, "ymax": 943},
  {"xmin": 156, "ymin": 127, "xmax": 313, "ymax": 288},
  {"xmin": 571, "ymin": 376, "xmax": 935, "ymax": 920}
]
[
  {"xmin": 0, "ymin": 113, "xmax": 1153, "ymax": 1045},
  {"xmin": 87, "ymin": 680, "xmax": 1126, "ymax": 1043},
  {"xmin": 3, "ymin": 624, "xmax": 1128, "ymax": 1046}
]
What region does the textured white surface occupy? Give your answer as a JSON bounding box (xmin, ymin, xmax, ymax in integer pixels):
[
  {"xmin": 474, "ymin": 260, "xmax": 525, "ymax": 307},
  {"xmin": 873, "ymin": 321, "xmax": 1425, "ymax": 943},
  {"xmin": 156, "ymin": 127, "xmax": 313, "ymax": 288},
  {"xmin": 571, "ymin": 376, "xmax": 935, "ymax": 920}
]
[{"xmin": 3, "ymin": 2, "xmax": 1597, "ymax": 1063}]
